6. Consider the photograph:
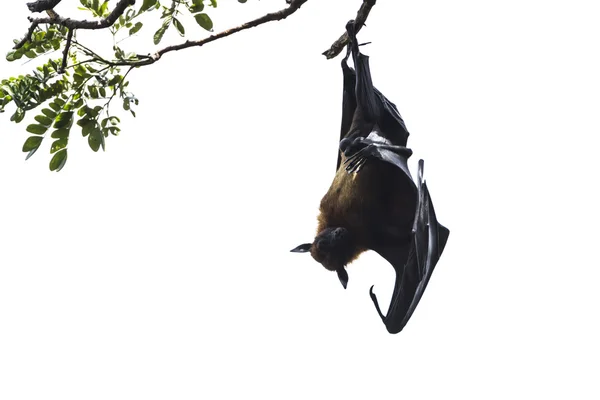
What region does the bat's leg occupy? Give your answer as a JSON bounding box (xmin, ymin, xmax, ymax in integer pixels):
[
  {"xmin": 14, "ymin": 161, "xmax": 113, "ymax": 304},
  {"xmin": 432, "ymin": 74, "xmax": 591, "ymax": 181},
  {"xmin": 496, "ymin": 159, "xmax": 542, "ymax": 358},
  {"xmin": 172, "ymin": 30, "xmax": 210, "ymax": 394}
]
[{"xmin": 346, "ymin": 20, "xmax": 381, "ymax": 125}]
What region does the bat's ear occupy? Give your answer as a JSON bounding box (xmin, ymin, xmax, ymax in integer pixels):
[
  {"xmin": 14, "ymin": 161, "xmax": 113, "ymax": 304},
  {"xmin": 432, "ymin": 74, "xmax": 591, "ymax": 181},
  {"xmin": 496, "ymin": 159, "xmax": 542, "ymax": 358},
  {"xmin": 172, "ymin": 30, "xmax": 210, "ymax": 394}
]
[
  {"xmin": 337, "ymin": 268, "xmax": 349, "ymax": 289},
  {"xmin": 290, "ymin": 243, "xmax": 312, "ymax": 253}
]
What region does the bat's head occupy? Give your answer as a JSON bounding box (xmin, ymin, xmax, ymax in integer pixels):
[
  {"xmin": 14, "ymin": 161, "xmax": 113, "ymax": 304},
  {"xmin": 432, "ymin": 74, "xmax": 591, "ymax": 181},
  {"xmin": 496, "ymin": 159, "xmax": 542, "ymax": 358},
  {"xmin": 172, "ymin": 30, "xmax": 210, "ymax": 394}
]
[{"xmin": 290, "ymin": 227, "xmax": 355, "ymax": 289}]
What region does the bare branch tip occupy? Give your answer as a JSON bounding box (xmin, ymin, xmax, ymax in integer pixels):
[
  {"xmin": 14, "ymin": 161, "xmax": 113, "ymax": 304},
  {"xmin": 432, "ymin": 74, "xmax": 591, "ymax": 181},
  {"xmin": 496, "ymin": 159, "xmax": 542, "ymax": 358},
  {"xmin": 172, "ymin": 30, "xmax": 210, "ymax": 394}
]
[
  {"xmin": 322, "ymin": 0, "xmax": 377, "ymax": 60},
  {"xmin": 26, "ymin": 0, "xmax": 62, "ymax": 13}
]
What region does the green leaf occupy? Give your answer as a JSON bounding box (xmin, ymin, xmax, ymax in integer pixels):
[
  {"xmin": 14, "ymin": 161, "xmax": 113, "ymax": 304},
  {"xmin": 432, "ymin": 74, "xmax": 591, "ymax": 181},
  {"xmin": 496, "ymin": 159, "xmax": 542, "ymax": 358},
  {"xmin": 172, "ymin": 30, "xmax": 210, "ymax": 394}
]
[
  {"xmin": 49, "ymin": 59, "xmax": 59, "ymax": 71},
  {"xmin": 153, "ymin": 24, "xmax": 168, "ymax": 45},
  {"xmin": 34, "ymin": 31, "xmax": 46, "ymax": 41},
  {"xmin": 53, "ymin": 111, "xmax": 74, "ymax": 129},
  {"xmin": 41, "ymin": 108, "xmax": 57, "ymax": 119},
  {"xmin": 194, "ymin": 13, "xmax": 213, "ymax": 31},
  {"xmin": 51, "ymin": 128, "xmax": 70, "ymax": 139},
  {"xmin": 25, "ymin": 147, "xmax": 39, "ymax": 161},
  {"xmin": 77, "ymin": 105, "xmax": 88, "ymax": 117},
  {"xmin": 26, "ymin": 124, "xmax": 48, "ymax": 135},
  {"xmin": 99, "ymin": 87, "xmax": 106, "ymax": 97},
  {"xmin": 209, "ymin": 0, "xmax": 217, "ymax": 7},
  {"xmin": 34, "ymin": 114, "xmax": 53, "ymax": 126},
  {"xmin": 88, "ymin": 128, "xmax": 104, "ymax": 152},
  {"xmin": 89, "ymin": 86, "xmax": 99, "ymax": 99},
  {"xmin": 107, "ymin": 75, "xmax": 122, "ymax": 86},
  {"xmin": 190, "ymin": 0, "xmax": 204, "ymax": 13},
  {"xmin": 107, "ymin": 126, "xmax": 121, "ymax": 136},
  {"xmin": 72, "ymin": 97, "xmax": 84, "ymax": 109},
  {"xmin": 49, "ymin": 149, "xmax": 68, "ymax": 172},
  {"xmin": 22, "ymin": 136, "xmax": 43, "ymax": 152},
  {"xmin": 48, "ymin": 97, "xmax": 65, "ymax": 112},
  {"xmin": 11, "ymin": 108, "xmax": 25, "ymax": 123},
  {"xmin": 90, "ymin": 106, "xmax": 103, "ymax": 117},
  {"xmin": 129, "ymin": 21, "xmax": 143, "ymax": 35},
  {"xmin": 99, "ymin": 0, "xmax": 109, "ymax": 15},
  {"xmin": 74, "ymin": 65, "xmax": 89, "ymax": 76},
  {"xmin": 238, "ymin": 0, "xmax": 247, "ymax": 3},
  {"xmin": 140, "ymin": 0, "xmax": 157, "ymax": 12},
  {"xmin": 173, "ymin": 18, "xmax": 185, "ymax": 36},
  {"xmin": 77, "ymin": 116, "xmax": 94, "ymax": 126},
  {"xmin": 25, "ymin": 50, "xmax": 37, "ymax": 59},
  {"xmin": 73, "ymin": 73, "xmax": 85, "ymax": 85},
  {"xmin": 81, "ymin": 120, "xmax": 96, "ymax": 137},
  {"xmin": 50, "ymin": 138, "xmax": 68, "ymax": 154},
  {"xmin": 101, "ymin": 116, "xmax": 121, "ymax": 128},
  {"xmin": 1, "ymin": 95, "xmax": 11, "ymax": 107}
]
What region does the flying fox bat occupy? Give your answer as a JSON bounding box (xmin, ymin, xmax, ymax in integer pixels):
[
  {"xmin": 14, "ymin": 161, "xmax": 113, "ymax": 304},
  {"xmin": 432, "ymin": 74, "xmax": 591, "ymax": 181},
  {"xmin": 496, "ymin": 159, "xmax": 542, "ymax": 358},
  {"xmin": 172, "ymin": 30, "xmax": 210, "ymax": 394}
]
[{"xmin": 291, "ymin": 21, "xmax": 450, "ymax": 334}]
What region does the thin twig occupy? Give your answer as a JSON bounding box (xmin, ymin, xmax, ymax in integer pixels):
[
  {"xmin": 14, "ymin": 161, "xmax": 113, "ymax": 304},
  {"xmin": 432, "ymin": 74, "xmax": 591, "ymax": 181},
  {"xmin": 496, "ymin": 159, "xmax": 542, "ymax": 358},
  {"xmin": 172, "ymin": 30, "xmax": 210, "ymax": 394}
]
[
  {"xmin": 104, "ymin": 66, "xmax": 134, "ymax": 115},
  {"xmin": 322, "ymin": 0, "xmax": 376, "ymax": 59},
  {"xmin": 16, "ymin": 0, "xmax": 309, "ymax": 73},
  {"xmin": 14, "ymin": 22, "xmax": 40, "ymax": 49},
  {"xmin": 100, "ymin": 0, "xmax": 309, "ymax": 68},
  {"xmin": 71, "ymin": 39, "xmax": 112, "ymax": 65},
  {"xmin": 15, "ymin": 0, "xmax": 136, "ymax": 49},
  {"xmin": 59, "ymin": 28, "xmax": 73, "ymax": 73},
  {"xmin": 67, "ymin": 58, "xmax": 99, "ymax": 70}
]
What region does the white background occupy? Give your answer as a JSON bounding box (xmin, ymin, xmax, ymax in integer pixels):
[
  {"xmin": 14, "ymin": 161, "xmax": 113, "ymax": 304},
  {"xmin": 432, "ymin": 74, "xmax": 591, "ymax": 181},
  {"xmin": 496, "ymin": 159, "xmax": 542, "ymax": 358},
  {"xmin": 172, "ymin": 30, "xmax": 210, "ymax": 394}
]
[{"xmin": 1, "ymin": 0, "xmax": 599, "ymax": 399}]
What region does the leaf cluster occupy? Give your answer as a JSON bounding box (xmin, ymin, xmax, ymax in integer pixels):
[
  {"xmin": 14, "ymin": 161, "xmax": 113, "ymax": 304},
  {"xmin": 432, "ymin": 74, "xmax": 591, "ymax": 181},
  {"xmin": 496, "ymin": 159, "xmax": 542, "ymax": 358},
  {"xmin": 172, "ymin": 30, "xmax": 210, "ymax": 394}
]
[{"xmin": 0, "ymin": 0, "xmax": 262, "ymax": 171}]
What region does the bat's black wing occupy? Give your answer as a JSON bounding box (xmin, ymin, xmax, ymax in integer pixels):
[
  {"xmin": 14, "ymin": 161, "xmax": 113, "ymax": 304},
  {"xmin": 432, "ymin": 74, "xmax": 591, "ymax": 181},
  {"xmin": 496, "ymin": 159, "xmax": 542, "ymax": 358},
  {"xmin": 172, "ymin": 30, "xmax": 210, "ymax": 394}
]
[
  {"xmin": 371, "ymin": 160, "xmax": 450, "ymax": 334},
  {"xmin": 340, "ymin": 21, "xmax": 450, "ymax": 334}
]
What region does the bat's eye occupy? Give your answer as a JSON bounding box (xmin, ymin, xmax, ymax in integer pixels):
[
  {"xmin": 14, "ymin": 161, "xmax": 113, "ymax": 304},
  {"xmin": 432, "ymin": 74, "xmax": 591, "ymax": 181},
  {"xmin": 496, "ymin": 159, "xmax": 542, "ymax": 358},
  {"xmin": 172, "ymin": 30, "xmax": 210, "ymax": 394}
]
[{"xmin": 315, "ymin": 239, "xmax": 332, "ymax": 254}]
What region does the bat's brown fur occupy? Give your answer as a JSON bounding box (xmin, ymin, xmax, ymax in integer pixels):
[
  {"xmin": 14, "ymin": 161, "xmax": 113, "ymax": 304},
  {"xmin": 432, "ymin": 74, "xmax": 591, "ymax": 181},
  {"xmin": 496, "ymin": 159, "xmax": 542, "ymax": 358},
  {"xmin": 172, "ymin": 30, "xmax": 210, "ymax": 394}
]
[{"xmin": 311, "ymin": 152, "xmax": 417, "ymax": 271}]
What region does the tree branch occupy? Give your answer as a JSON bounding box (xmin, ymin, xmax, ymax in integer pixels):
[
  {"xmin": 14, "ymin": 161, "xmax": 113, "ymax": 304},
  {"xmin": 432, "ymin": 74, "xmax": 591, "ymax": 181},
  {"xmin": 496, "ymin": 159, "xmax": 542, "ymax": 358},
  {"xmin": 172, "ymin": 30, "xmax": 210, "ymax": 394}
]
[
  {"xmin": 14, "ymin": 22, "xmax": 41, "ymax": 50},
  {"xmin": 111, "ymin": 0, "xmax": 309, "ymax": 67},
  {"xmin": 14, "ymin": 0, "xmax": 136, "ymax": 49},
  {"xmin": 322, "ymin": 0, "xmax": 376, "ymax": 59},
  {"xmin": 26, "ymin": 0, "xmax": 62, "ymax": 13}
]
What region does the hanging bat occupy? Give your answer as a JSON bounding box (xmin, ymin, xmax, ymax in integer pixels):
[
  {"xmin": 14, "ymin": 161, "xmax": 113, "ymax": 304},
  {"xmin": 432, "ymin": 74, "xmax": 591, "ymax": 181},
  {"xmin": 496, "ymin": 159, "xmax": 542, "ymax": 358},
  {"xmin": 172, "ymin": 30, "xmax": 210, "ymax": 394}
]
[{"xmin": 291, "ymin": 21, "xmax": 450, "ymax": 334}]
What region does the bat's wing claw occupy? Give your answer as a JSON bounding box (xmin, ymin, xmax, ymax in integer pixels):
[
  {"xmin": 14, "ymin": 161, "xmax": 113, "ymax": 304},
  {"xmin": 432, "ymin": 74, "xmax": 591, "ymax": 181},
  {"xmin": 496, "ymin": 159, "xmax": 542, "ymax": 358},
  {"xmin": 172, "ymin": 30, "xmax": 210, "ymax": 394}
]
[
  {"xmin": 344, "ymin": 143, "xmax": 377, "ymax": 173},
  {"xmin": 369, "ymin": 285, "xmax": 386, "ymax": 321}
]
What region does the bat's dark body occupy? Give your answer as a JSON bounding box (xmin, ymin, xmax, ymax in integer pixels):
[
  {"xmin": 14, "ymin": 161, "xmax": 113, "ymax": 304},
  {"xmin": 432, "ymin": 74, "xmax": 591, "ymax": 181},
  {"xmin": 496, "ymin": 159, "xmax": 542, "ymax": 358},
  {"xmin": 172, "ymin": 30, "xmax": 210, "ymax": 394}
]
[{"xmin": 292, "ymin": 22, "xmax": 449, "ymax": 334}]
